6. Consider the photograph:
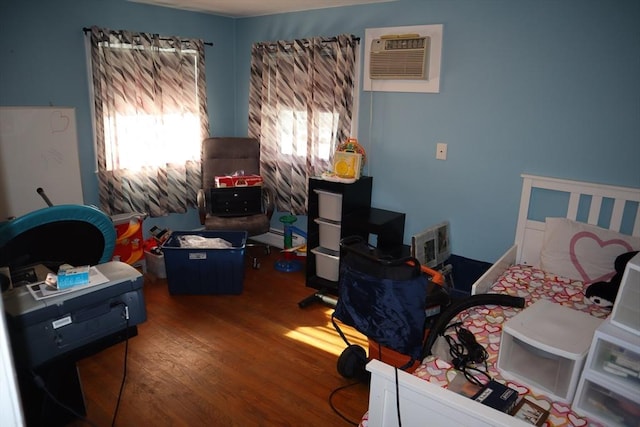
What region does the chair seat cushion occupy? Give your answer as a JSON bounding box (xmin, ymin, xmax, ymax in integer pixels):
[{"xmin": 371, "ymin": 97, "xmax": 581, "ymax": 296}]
[{"xmin": 204, "ymin": 214, "xmax": 270, "ymax": 237}]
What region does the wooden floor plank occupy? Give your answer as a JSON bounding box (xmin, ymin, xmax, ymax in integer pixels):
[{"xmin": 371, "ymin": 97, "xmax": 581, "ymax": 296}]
[{"xmin": 69, "ymin": 251, "xmax": 369, "ymax": 426}]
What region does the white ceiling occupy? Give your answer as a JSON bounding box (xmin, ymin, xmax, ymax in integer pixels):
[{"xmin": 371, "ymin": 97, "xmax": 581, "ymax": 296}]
[{"xmin": 129, "ymin": 0, "xmax": 396, "ymax": 17}]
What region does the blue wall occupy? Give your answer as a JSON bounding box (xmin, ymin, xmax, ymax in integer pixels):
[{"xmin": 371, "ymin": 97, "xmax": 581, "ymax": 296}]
[
  {"xmin": 0, "ymin": 0, "xmax": 237, "ymax": 233},
  {"xmin": 1, "ymin": 0, "xmax": 639, "ymax": 263}
]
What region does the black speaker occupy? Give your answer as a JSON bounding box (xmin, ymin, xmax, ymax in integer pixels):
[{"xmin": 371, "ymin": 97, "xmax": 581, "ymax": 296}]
[{"xmin": 337, "ymin": 345, "xmax": 370, "ymax": 383}]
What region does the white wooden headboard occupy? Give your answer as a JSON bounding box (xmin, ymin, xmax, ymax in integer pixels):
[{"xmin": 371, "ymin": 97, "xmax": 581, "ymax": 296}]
[
  {"xmin": 515, "ymin": 174, "xmax": 640, "ymax": 266},
  {"xmin": 472, "ymin": 174, "xmax": 640, "ymax": 295}
]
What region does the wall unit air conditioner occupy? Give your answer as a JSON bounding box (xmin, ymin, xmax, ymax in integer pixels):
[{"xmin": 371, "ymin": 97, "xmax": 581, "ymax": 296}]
[{"xmin": 369, "ymin": 35, "xmax": 430, "ymax": 80}]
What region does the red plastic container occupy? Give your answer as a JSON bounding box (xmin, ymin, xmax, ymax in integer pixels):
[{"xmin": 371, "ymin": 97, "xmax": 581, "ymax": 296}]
[{"xmin": 111, "ymin": 212, "xmax": 146, "ymax": 267}]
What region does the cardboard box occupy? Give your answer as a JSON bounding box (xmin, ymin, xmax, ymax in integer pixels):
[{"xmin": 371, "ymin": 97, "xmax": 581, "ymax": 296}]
[{"xmin": 214, "ymin": 175, "xmax": 263, "ymax": 188}]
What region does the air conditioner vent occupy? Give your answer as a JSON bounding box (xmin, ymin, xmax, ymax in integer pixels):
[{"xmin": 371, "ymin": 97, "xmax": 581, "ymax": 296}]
[{"xmin": 369, "ymin": 35, "xmax": 430, "ymax": 80}]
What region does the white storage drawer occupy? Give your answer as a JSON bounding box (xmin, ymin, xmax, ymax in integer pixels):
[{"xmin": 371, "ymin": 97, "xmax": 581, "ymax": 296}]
[
  {"xmin": 573, "ymin": 377, "xmax": 639, "ymax": 427},
  {"xmin": 311, "ymin": 246, "xmax": 339, "ymax": 282},
  {"xmin": 314, "ymin": 217, "xmax": 341, "ymax": 252},
  {"xmin": 588, "ymin": 329, "xmax": 640, "ymax": 391},
  {"xmin": 573, "ymin": 318, "xmax": 640, "ymax": 426},
  {"xmin": 314, "ymin": 189, "xmax": 342, "ymax": 222}
]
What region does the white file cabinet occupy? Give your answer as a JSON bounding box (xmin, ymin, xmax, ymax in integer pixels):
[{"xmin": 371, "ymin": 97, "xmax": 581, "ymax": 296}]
[{"xmin": 573, "ymin": 318, "xmax": 640, "ymax": 426}]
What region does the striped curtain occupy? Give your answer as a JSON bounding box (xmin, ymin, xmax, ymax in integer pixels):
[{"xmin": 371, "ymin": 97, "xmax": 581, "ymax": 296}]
[
  {"xmin": 248, "ymin": 35, "xmax": 359, "ymax": 215},
  {"xmin": 87, "ymin": 26, "xmax": 209, "ymax": 217}
]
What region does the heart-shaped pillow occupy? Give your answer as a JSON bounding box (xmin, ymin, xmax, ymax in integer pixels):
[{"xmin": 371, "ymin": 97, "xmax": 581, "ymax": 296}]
[{"xmin": 539, "ymin": 217, "xmax": 640, "ymax": 283}]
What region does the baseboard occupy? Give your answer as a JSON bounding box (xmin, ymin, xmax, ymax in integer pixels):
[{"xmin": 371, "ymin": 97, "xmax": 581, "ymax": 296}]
[{"xmin": 249, "ymin": 228, "xmax": 305, "ymax": 249}]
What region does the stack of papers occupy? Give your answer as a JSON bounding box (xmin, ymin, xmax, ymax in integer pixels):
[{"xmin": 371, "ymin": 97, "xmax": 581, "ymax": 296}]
[{"xmin": 26, "ymin": 267, "xmax": 109, "ymax": 301}]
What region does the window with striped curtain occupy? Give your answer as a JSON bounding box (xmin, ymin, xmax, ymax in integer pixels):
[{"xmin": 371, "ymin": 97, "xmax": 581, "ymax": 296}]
[
  {"xmin": 86, "ymin": 26, "xmax": 209, "ymax": 217},
  {"xmin": 248, "ymin": 34, "xmax": 359, "ymax": 215}
]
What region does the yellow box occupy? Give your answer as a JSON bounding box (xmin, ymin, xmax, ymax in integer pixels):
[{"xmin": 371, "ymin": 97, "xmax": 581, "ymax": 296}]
[{"xmin": 333, "ymin": 151, "xmax": 362, "ymax": 179}]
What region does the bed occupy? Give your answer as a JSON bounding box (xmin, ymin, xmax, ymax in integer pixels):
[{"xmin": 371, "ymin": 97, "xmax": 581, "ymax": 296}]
[{"xmin": 362, "ymin": 174, "xmax": 640, "ymax": 427}]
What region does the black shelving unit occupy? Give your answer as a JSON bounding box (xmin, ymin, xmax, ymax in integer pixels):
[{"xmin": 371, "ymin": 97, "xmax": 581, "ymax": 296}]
[{"xmin": 299, "ymin": 177, "xmax": 373, "ymax": 307}]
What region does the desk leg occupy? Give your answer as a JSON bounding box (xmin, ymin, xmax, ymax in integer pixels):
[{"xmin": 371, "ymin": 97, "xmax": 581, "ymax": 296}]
[
  {"xmin": 298, "ymin": 289, "xmax": 337, "ymax": 308},
  {"xmin": 20, "ymin": 361, "xmax": 86, "ymax": 427}
]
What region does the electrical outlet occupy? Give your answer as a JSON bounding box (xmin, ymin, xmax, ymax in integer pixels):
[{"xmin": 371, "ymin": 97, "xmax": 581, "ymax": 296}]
[{"xmin": 436, "ymin": 142, "xmax": 447, "ymax": 160}]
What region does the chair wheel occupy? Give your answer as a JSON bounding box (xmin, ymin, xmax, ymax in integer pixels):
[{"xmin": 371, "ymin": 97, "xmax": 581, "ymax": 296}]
[
  {"xmin": 265, "ymin": 246, "xmax": 271, "ymax": 255},
  {"xmin": 252, "ymin": 258, "xmax": 260, "ymax": 269}
]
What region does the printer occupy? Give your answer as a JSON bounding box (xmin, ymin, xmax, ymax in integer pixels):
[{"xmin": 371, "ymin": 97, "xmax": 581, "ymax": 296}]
[
  {"xmin": 3, "ymin": 261, "xmax": 146, "ymax": 369},
  {"xmin": 2, "ymin": 261, "xmax": 146, "ymax": 426}
]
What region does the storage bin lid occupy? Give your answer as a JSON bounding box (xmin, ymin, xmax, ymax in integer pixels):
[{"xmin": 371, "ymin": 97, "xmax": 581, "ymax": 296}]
[
  {"xmin": 503, "ymin": 300, "xmax": 603, "ymax": 358},
  {"xmin": 162, "ymin": 230, "xmax": 247, "ymax": 250}
]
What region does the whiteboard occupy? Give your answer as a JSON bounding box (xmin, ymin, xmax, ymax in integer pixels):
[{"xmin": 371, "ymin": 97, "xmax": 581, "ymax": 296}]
[{"xmin": 0, "ymin": 107, "xmax": 84, "ymax": 220}]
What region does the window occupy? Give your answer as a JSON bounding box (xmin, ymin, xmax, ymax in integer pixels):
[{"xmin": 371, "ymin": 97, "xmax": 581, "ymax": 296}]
[
  {"xmin": 103, "ymin": 111, "xmax": 201, "ymax": 171},
  {"xmin": 248, "ymin": 34, "xmax": 359, "ymax": 215},
  {"xmin": 86, "ymin": 26, "xmax": 208, "ymax": 216},
  {"xmin": 277, "ymin": 110, "xmax": 338, "ymax": 159}
]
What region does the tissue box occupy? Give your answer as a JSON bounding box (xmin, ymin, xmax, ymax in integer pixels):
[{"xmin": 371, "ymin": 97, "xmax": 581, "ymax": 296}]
[
  {"xmin": 57, "ymin": 265, "xmax": 90, "ymax": 289},
  {"xmin": 214, "ymin": 175, "xmax": 263, "ymax": 188}
]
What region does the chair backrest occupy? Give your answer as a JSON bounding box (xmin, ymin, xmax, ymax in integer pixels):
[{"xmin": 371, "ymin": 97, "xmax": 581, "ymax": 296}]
[{"xmin": 202, "ymin": 137, "xmax": 260, "ymax": 188}]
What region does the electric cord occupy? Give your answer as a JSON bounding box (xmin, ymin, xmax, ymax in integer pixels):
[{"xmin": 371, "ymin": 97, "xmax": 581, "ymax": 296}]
[
  {"xmin": 27, "ymin": 303, "xmax": 131, "ymax": 426},
  {"xmin": 332, "ymin": 313, "xmax": 353, "ymax": 348},
  {"xmin": 394, "ymin": 366, "xmax": 402, "ymax": 427},
  {"xmin": 328, "ymin": 381, "xmax": 361, "ymax": 426},
  {"xmin": 422, "ymin": 294, "xmax": 525, "ymax": 359},
  {"xmin": 444, "ymin": 323, "xmax": 491, "ymax": 387},
  {"xmin": 111, "ymin": 303, "xmax": 130, "ymax": 427},
  {"xmin": 31, "ymin": 371, "xmax": 98, "ymax": 427}
]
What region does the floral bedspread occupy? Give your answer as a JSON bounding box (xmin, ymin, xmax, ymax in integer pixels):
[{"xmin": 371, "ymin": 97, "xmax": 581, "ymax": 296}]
[{"xmin": 360, "ymin": 264, "xmax": 611, "ymax": 427}]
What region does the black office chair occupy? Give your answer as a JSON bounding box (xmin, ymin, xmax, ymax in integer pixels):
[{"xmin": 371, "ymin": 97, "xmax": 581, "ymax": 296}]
[{"xmin": 197, "ymin": 137, "xmax": 274, "ymax": 268}]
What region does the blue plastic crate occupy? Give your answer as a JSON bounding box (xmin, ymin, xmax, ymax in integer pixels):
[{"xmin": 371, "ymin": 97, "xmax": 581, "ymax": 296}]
[{"xmin": 161, "ymin": 230, "xmax": 247, "ymax": 295}]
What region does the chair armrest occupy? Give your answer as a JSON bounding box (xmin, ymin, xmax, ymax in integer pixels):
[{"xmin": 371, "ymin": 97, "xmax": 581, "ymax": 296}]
[{"xmin": 197, "ymin": 189, "xmax": 207, "ymax": 225}]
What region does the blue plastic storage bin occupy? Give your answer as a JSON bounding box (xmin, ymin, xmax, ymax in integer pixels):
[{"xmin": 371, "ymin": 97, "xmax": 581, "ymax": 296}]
[{"xmin": 162, "ymin": 230, "xmax": 247, "ymax": 295}]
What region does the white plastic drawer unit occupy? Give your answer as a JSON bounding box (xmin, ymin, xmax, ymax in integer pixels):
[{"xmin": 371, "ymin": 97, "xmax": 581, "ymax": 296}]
[
  {"xmin": 573, "ymin": 379, "xmax": 638, "ymax": 427},
  {"xmin": 314, "ymin": 189, "xmax": 342, "ymax": 222},
  {"xmin": 573, "ymin": 319, "xmax": 640, "ymax": 427},
  {"xmin": 497, "ymin": 299, "xmax": 603, "ymax": 403}
]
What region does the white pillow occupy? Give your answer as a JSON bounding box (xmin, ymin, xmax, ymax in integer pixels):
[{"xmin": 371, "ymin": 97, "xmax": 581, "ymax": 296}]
[{"xmin": 539, "ymin": 217, "xmax": 640, "ymax": 283}]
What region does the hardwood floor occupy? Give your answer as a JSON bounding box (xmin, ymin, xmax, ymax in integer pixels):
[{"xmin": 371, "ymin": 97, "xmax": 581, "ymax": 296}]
[{"xmin": 71, "ymin": 250, "xmax": 370, "ymax": 426}]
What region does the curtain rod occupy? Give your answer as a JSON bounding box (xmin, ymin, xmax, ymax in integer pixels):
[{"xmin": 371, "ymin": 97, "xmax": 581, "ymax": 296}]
[
  {"xmin": 255, "ymin": 35, "xmax": 360, "ymax": 51},
  {"xmin": 261, "ymin": 35, "xmax": 360, "ymax": 47},
  {"xmin": 82, "ymin": 27, "xmax": 213, "ymax": 46}
]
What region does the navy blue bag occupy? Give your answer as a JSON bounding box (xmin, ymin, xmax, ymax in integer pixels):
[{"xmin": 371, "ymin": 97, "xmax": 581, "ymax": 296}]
[{"xmin": 332, "ymin": 237, "xmax": 428, "ymax": 360}]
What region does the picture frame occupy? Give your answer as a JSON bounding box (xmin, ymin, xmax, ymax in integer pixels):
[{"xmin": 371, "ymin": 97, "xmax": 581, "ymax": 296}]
[
  {"xmin": 510, "ymin": 398, "xmax": 549, "ymax": 426},
  {"xmin": 411, "ymin": 221, "xmax": 450, "ymax": 268},
  {"xmin": 333, "ymin": 151, "xmax": 362, "ymax": 179}
]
